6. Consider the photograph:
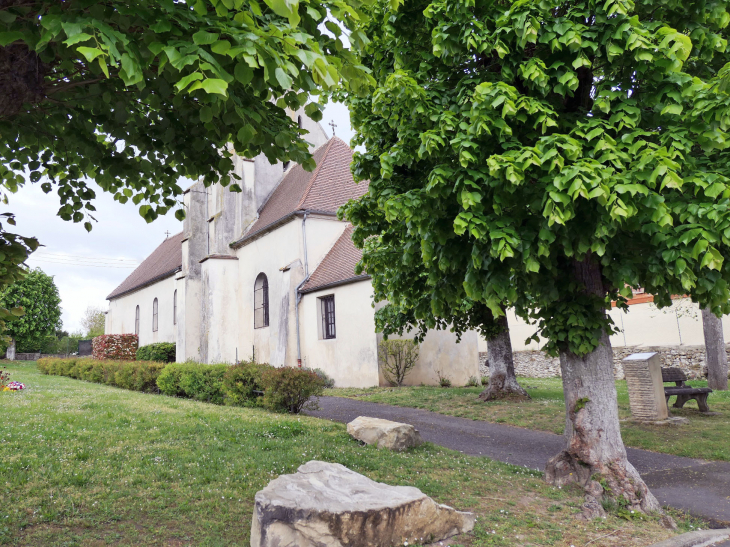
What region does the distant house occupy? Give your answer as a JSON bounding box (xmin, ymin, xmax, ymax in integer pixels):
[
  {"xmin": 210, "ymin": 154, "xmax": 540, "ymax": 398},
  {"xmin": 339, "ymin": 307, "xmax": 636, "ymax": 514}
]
[{"xmin": 105, "ymin": 112, "xmax": 479, "ymax": 388}]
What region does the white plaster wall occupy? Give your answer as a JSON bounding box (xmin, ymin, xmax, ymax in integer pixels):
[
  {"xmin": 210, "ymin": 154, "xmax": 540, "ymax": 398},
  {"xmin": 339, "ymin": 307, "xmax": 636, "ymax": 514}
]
[
  {"xmin": 503, "ymin": 298, "xmax": 730, "ymax": 351},
  {"xmin": 299, "ymin": 281, "xmax": 380, "ymax": 388},
  {"xmin": 201, "ymin": 258, "xmax": 240, "ymax": 363},
  {"xmin": 106, "ymin": 275, "xmax": 177, "ymax": 347},
  {"xmin": 235, "ymin": 220, "xmax": 304, "ymax": 366},
  {"xmin": 378, "ymin": 328, "xmax": 480, "ymax": 387},
  {"xmin": 300, "ymin": 217, "xmax": 348, "ymax": 272}
]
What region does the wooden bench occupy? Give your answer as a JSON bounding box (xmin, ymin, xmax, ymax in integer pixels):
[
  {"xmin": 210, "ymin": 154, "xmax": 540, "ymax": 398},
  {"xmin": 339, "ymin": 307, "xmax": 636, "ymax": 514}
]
[{"xmin": 662, "ymin": 367, "xmax": 713, "ymax": 413}]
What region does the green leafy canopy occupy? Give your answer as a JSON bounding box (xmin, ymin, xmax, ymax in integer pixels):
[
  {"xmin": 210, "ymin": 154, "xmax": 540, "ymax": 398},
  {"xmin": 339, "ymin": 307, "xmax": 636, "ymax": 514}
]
[
  {"xmin": 0, "ymin": 267, "xmax": 62, "ymax": 352},
  {"xmin": 341, "ymin": 0, "xmax": 730, "ymax": 356},
  {"xmin": 1, "ymin": 0, "xmax": 373, "ymax": 227}
]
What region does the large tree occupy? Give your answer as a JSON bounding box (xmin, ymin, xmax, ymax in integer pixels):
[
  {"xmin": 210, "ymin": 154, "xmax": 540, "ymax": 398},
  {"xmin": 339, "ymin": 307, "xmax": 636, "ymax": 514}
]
[
  {"xmin": 0, "ymin": 0, "xmax": 371, "ymax": 336},
  {"xmin": 0, "ymin": 267, "xmax": 62, "ymax": 351},
  {"xmin": 701, "ymin": 306, "xmax": 729, "ymax": 390},
  {"xmin": 342, "ymin": 0, "xmax": 730, "ymax": 514}
]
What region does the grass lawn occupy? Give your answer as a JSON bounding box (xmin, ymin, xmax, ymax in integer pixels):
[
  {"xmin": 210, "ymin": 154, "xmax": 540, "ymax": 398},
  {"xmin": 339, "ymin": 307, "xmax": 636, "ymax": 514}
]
[
  {"xmin": 0, "ymin": 362, "xmax": 703, "ymax": 546},
  {"xmin": 331, "ymin": 377, "xmax": 730, "ymax": 462}
]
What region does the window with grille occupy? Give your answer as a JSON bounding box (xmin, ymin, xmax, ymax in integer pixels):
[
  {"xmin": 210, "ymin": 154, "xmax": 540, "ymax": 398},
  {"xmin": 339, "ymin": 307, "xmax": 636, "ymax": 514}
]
[
  {"xmin": 173, "ymin": 290, "xmax": 177, "ymax": 325},
  {"xmin": 319, "ymin": 295, "xmax": 336, "ymax": 339},
  {"xmin": 135, "ymin": 305, "xmax": 140, "ymax": 335},
  {"xmin": 254, "ymin": 273, "xmax": 269, "ymax": 328},
  {"xmin": 152, "ymin": 298, "xmax": 158, "ymax": 332}
]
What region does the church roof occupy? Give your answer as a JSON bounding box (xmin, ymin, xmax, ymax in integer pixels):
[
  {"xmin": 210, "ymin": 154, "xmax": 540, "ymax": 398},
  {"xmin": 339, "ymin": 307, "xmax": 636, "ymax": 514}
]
[
  {"xmin": 232, "ymin": 137, "xmax": 368, "ymax": 247},
  {"xmin": 107, "ymin": 232, "xmax": 183, "ymax": 300},
  {"xmin": 300, "ymin": 225, "xmax": 370, "ymax": 293}
]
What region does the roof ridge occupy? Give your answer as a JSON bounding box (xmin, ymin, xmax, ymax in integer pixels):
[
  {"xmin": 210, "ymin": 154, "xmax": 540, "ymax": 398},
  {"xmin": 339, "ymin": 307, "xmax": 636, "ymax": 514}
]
[{"xmin": 295, "ymin": 137, "xmax": 337, "ymax": 210}]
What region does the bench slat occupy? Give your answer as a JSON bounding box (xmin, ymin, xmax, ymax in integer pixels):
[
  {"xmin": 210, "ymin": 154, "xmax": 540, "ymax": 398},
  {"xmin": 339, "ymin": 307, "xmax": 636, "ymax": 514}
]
[
  {"xmin": 664, "ymin": 387, "xmax": 712, "ymax": 396},
  {"xmin": 661, "ymin": 367, "xmax": 687, "ymax": 383}
]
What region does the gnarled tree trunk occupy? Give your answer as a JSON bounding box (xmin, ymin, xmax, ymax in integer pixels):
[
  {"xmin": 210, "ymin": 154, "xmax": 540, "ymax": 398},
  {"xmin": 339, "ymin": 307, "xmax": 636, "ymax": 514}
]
[
  {"xmin": 544, "ymin": 258, "xmax": 661, "ymax": 516},
  {"xmin": 701, "ymin": 306, "xmax": 728, "ymax": 391},
  {"xmin": 478, "ymin": 313, "xmax": 529, "ymax": 401}
]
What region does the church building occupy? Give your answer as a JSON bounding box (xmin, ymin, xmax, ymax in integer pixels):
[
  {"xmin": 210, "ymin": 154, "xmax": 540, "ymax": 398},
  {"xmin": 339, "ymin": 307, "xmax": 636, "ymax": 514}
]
[{"xmin": 105, "ymin": 113, "xmax": 480, "ymax": 388}]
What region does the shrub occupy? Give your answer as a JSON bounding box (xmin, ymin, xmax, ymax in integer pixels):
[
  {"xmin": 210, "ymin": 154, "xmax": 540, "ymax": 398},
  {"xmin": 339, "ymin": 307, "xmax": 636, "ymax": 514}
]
[
  {"xmin": 92, "ymin": 334, "xmax": 138, "ymax": 360},
  {"xmin": 466, "ymin": 375, "xmax": 481, "ymax": 387},
  {"xmin": 260, "ymin": 367, "xmax": 325, "ymax": 414},
  {"xmin": 222, "ymin": 361, "xmax": 271, "ymax": 407},
  {"xmin": 378, "ymin": 339, "xmax": 419, "ymax": 387},
  {"xmin": 481, "ymin": 375, "xmax": 490, "ymax": 387},
  {"xmin": 309, "ymin": 368, "xmax": 335, "ymax": 389},
  {"xmin": 136, "ymin": 342, "xmax": 176, "ymax": 363},
  {"xmin": 36, "ymin": 357, "xmax": 166, "ymax": 393},
  {"xmin": 156, "ymin": 363, "xmax": 228, "ymax": 404},
  {"xmin": 436, "ymin": 369, "xmax": 452, "ymax": 388}
]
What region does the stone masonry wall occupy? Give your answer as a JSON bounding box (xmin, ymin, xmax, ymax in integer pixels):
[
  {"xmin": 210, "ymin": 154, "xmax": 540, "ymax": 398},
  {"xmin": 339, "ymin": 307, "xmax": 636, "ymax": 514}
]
[{"xmin": 479, "ymin": 345, "xmax": 730, "ymax": 380}]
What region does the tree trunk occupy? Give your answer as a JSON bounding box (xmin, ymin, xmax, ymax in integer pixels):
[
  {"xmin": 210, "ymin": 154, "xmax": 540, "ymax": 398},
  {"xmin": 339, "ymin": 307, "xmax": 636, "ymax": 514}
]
[
  {"xmin": 544, "ymin": 257, "xmax": 661, "ymax": 516},
  {"xmin": 702, "ymin": 306, "xmax": 728, "ymax": 391},
  {"xmin": 478, "ymin": 314, "xmax": 530, "ymax": 401}
]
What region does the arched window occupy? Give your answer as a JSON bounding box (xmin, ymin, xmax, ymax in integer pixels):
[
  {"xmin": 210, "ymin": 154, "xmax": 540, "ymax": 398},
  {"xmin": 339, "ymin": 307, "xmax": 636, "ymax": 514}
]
[
  {"xmin": 173, "ymin": 290, "xmax": 177, "ymax": 325},
  {"xmin": 254, "ymin": 273, "xmax": 269, "ymax": 329},
  {"xmin": 152, "ymin": 298, "xmax": 158, "ymax": 332},
  {"xmin": 135, "ymin": 305, "xmax": 140, "ymax": 335}
]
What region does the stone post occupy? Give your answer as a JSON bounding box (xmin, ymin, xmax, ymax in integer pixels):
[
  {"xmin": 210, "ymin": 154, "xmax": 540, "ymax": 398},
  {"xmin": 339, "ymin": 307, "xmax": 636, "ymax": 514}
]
[{"xmin": 623, "ymin": 352, "xmax": 668, "ymax": 422}]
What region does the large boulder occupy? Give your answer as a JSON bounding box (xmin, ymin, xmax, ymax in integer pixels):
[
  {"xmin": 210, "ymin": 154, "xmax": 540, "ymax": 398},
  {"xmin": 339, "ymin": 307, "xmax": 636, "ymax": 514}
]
[
  {"xmin": 251, "ymin": 461, "xmax": 475, "ymax": 547},
  {"xmin": 346, "ymin": 416, "xmax": 423, "ymax": 451}
]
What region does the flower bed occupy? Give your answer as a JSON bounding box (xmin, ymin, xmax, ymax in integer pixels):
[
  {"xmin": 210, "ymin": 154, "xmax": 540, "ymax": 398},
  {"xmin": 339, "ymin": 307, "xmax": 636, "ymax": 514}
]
[
  {"xmin": 3, "ymin": 381, "xmax": 25, "ymax": 391},
  {"xmin": 1, "ymin": 367, "xmax": 25, "ymax": 391}
]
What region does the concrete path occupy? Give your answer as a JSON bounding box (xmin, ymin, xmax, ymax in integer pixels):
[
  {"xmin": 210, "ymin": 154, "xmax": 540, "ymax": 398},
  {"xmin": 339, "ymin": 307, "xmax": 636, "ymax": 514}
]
[{"xmin": 306, "ymin": 396, "xmax": 730, "ymax": 527}]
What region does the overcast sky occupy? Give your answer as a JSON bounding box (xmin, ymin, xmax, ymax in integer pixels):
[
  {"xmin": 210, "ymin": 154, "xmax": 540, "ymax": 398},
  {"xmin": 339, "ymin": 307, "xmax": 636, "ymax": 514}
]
[{"xmin": 19, "ymin": 102, "xmax": 355, "ymax": 334}]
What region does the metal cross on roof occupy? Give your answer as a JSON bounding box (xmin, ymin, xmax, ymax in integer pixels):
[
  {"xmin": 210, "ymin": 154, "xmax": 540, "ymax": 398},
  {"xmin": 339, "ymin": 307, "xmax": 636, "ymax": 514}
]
[
  {"xmin": 164, "ymin": 230, "xmax": 171, "ymax": 239},
  {"xmin": 328, "ymin": 120, "xmax": 337, "ymax": 136}
]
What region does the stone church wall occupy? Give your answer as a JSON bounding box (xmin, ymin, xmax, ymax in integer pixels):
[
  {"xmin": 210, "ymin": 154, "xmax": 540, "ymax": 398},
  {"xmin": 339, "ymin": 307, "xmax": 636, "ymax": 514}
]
[{"xmin": 479, "ymin": 345, "xmax": 729, "ymax": 380}]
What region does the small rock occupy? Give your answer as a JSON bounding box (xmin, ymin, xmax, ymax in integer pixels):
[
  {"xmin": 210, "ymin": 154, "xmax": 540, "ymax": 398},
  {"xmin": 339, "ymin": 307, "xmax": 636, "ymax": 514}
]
[
  {"xmin": 347, "ymin": 416, "xmax": 423, "ymax": 451},
  {"xmin": 660, "ymin": 514, "xmax": 678, "ymax": 530},
  {"xmin": 251, "ymin": 461, "xmax": 475, "ymax": 547},
  {"xmin": 578, "ymin": 496, "xmax": 607, "ymax": 521}
]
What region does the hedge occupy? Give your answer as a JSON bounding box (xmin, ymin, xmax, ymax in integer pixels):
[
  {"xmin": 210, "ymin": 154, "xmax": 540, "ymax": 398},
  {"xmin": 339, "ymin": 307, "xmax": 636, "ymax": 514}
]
[
  {"xmin": 38, "ymin": 357, "xmax": 326, "ymax": 414},
  {"xmin": 137, "ymin": 342, "xmax": 176, "ymax": 363},
  {"xmin": 37, "ymin": 357, "xmax": 166, "ymax": 393},
  {"xmin": 92, "ymin": 334, "xmax": 138, "ymax": 360}
]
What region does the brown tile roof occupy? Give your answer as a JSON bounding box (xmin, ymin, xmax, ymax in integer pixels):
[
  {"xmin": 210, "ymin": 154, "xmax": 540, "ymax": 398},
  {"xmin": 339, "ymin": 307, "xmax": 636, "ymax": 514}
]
[
  {"xmin": 300, "ymin": 225, "xmax": 369, "ymax": 293},
  {"xmin": 107, "ymin": 232, "xmax": 183, "ymax": 300},
  {"xmin": 234, "ymin": 137, "xmax": 368, "ymax": 246}
]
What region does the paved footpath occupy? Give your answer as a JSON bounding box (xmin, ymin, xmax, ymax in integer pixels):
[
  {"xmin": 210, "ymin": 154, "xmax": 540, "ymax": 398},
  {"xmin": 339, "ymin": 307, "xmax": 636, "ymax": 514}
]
[{"xmin": 306, "ymin": 396, "xmax": 730, "ymax": 527}]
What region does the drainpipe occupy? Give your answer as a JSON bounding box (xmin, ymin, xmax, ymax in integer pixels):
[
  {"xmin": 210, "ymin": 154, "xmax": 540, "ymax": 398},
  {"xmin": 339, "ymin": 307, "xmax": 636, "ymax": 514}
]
[{"xmin": 295, "ymin": 211, "xmax": 310, "ymax": 367}]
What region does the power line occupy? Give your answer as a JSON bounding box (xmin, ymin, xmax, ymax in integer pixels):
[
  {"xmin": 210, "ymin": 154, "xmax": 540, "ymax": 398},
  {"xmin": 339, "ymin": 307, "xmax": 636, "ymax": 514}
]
[
  {"xmin": 27, "ymin": 258, "xmax": 138, "ymax": 269},
  {"xmin": 31, "ymin": 252, "xmax": 139, "ymax": 263},
  {"xmin": 30, "ymin": 256, "xmax": 140, "ymax": 266}
]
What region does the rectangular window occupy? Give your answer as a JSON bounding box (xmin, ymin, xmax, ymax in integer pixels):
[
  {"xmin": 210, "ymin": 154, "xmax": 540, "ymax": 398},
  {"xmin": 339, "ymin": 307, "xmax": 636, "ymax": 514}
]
[{"xmin": 319, "ymin": 295, "xmax": 336, "ymax": 339}]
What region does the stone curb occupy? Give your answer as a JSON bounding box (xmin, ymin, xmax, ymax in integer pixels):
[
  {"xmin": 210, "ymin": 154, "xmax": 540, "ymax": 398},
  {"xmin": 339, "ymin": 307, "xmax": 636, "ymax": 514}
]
[{"xmin": 650, "ymin": 529, "xmax": 730, "ymax": 547}]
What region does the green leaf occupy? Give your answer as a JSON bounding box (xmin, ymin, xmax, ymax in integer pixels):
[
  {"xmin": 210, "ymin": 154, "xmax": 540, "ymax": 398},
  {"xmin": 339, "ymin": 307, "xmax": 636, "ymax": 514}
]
[
  {"xmin": 274, "ymin": 67, "xmax": 293, "ymax": 89},
  {"xmin": 193, "ymin": 31, "xmax": 219, "ymax": 45},
  {"xmin": 200, "ymin": 78, "xmax": 228, "ymax": 96},
  {"xmin": 234, "ymin": 63, "xmax": 254, "ymax": 84},
  {"xmin": 63, "ymin": 32, "xmax": 93, "ymax": 46},
  {"xmin": 77, "ymin": 47, "xmax": 105, "ymax": 62},
  {"xmin": 0, "ymin": 31, "xmax": 24, "ymax": 46},
  {"xmin": 211, "ymin": 40, "xmax": 231, "ymax": 55},
  {"xmin": 660, "ymin": 103, "xmax": 683, "ymax": 115},
  {"xmin": 200, "ymin": 106, "xmax": 213, "ymax": 123},
  {"xmin": 237, "ymin": 125, "xmax": 257, "ymax": 144},
  {"xmin": 175, "ymin": 72, "xmax": 204, "ymax": 91}
]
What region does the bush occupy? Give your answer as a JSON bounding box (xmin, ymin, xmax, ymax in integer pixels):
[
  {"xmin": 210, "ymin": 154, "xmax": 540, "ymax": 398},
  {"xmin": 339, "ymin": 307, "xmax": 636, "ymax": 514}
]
[
  {"xmin": 466, "ymin": 375, "xmax": 481, "ymax": 387},
  {"xmin": 310, "ymin": 368, "xmax": 335, "ymax": 389},
  {"xmin": 481, "ymin": 375, "xmax": 490, "ymax": 386},
  {"xmin": 222, "ymin": 361, "xmax": 271, "ymax": 406},
  {"xmin": 260, "ymin": 367, "xmax": 326, "ymax": 413},
  {"xmin": 378, "ymin": 339, "xmax": 419, "ymax": 387},
  {"xmin": 156, "ymin": 362, "xmax": 228, "ymax": 404},
  {"xmin": 92, "ymin": 334, "xmax": 138, "ymax": 360},
  {"xmin": 136, "ymin": 342, "xmax": 176, "ymax": 363},
  {"xmin": 436, "ymin": 369, "xmax": 452, "ymax": 388},
  {"xmin": 36, "ymin": 357, "xmax": 166, "ymax": 393}
]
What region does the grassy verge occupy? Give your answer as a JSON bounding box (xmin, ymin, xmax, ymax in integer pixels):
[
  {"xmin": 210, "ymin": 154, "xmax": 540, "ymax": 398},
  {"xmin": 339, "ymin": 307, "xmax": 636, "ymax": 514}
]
[
  {"xmin": 330, "ymin": 377, "xmax": 730, "ymax": 461},
  {"xmin": 0, "ymin": 362, "xmax": 702, "ymax": 546}
]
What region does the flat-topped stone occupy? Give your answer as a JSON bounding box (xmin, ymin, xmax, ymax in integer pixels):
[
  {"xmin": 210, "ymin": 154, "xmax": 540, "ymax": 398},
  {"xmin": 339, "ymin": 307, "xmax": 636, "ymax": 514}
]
[
  {"xmin": 251, "ymin": 460, "xmax": 475, "ymax": 547},
  {"xmin": 347, "ymin": 416, "xmax": 423, "ymax": 451}
]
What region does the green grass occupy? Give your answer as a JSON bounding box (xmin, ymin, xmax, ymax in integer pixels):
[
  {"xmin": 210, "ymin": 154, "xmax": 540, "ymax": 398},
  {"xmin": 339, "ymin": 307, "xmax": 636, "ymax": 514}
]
[
  {"xmin": 0, "ymin": 362, "xmax": 702, "ymax": 546},
  {"xmin": 331, "ymin": 377, "xmax": 730, "ymax": 461}
]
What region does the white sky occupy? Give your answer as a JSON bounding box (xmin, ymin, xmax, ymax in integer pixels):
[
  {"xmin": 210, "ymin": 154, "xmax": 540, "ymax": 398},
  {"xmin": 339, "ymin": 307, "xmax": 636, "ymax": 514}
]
[{"xmin": 18, "ymin": 102, "xmax": 354, "ymax": 333}]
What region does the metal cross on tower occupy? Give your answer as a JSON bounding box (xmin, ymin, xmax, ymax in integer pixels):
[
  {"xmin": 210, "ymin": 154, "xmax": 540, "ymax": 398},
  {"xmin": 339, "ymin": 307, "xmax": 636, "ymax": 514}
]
[
  {"xmin": 328, "ymin": 120, "xmax": 337, "ymax": 136},
  {"xmin": 164, "ymin": 230, "xmax": 171, "ymax": 239}
]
